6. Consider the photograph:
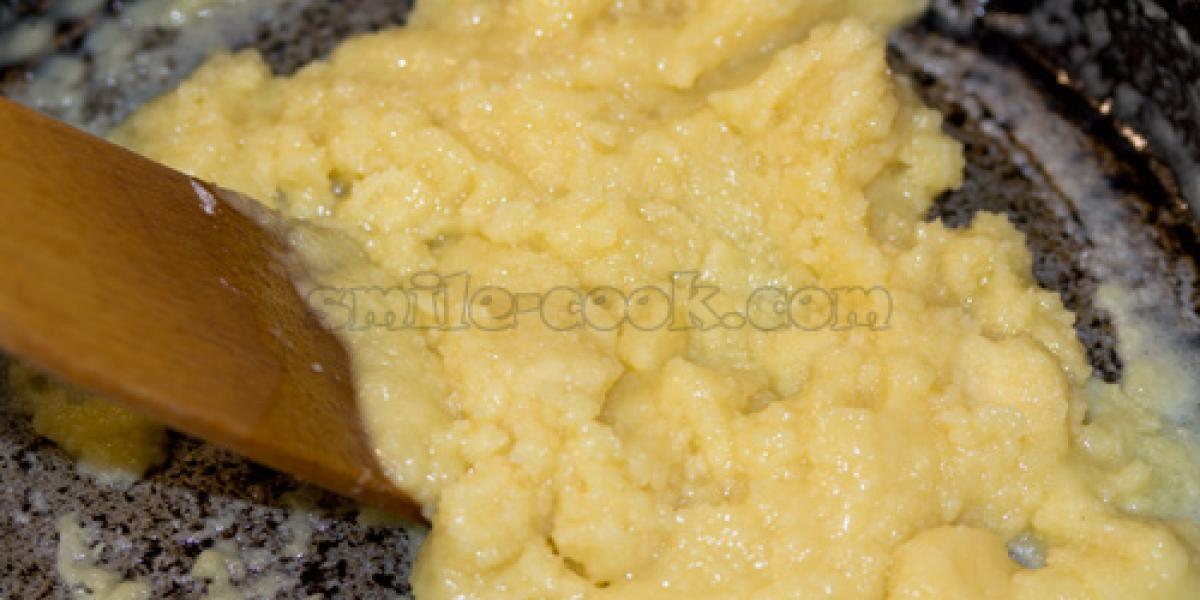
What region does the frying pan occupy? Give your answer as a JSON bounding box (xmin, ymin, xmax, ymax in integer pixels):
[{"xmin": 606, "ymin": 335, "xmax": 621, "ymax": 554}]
[{"xmin": 0, "ymin": 0, "xmax": 1197, "ymax": 596}]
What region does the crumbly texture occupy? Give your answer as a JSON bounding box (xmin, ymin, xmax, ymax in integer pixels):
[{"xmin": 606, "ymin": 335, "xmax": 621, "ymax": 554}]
[
  {"xmin": 55, "ymin": 512, "xmax": 152, "ymax": 600},
  {"xmin": 189, "ymin": 539, "xmax": 298, "ymax": 600},
  {"xmin": 8, "ymin": 363, "xmax": 166, "ymax": 484},
  {"xmin": 113, "ymin": 0, "xmax": 1200, "ymax": 598}
]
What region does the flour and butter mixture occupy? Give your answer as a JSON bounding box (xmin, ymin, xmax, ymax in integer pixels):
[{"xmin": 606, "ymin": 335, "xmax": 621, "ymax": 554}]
[
  {"xmin": 8, "ymin": 362, "xmax": 166, "ymax": 485},
  {"xmin": 90, "ymin": 0, "xmax": 1200, "ymax": 597}
]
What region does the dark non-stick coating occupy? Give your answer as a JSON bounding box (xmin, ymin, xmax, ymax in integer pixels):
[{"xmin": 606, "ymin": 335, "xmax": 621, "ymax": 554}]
[{"xmin": 0, "ymin": 1, "xmax": 1197, "ymax": 597}]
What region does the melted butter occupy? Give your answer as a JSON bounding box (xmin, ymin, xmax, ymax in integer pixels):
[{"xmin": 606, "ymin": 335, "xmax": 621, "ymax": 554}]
[
  {"xmin": 52, "ymin": 0, "xmax": 109, "ymax": 21},
  {"xmin": 0, "ymin": 20, "xmax": 55, "ymax": 65},
  {"xmin": 4, "ymin": 0, "xmax": 292, "ymax": 132}
]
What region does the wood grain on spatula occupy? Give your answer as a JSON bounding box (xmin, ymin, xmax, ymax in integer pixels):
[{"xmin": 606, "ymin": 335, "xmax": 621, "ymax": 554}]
[{"xmin": 0, "ymin": 98, "xmax": 414, "ymax": 516}]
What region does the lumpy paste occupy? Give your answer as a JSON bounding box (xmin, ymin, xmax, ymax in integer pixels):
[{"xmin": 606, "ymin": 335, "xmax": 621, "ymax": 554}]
[{"xmin": 109, "ymin": 1, "xmax": 1200, "ymax": 597}]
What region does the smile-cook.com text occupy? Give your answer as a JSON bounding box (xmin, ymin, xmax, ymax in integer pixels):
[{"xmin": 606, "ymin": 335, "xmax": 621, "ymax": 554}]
[{"xmin": 306, "ymin": 272, "xmax": 892, "ymax": 333}]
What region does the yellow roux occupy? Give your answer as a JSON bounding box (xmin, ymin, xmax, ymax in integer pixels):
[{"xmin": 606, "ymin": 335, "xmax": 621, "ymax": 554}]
[
  {"xmin": 8, "ymin": 363, "xmax": 166, "ymax": 484},
  {"xmin": 106, "ymin": 0, "xmax": 1200, "ymax": 597}
]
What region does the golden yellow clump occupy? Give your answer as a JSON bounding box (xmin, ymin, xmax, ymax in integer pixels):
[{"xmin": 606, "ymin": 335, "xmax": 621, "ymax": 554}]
[
  {"xmin": 113, "ymin": 0, "xmax": 1200, "ymax": 598},
  {"xmin": 9, "ymin": 362, "xmax": 166, "ymax": 483}
]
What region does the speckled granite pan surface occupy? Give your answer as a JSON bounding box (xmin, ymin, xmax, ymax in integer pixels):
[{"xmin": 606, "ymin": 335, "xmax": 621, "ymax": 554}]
[{"xmin": 1, "ymin": 0, "xmax": 1198, "ymax": 597}]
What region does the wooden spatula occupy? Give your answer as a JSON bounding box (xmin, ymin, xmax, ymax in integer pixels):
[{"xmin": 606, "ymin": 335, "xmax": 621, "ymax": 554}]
[{"xmin": 0, "ymin": 98, "xmax": 415, "ymax": 517}]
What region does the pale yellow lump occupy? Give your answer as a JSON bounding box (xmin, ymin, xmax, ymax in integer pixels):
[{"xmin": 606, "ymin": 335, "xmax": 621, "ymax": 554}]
[{"xmin": 113, "ymin": 0, "xmax": 1200, "ymax": 597}]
